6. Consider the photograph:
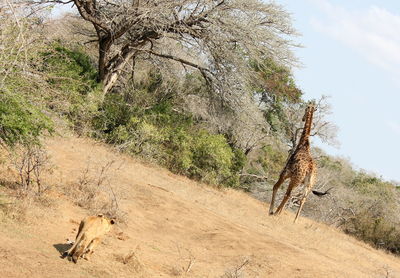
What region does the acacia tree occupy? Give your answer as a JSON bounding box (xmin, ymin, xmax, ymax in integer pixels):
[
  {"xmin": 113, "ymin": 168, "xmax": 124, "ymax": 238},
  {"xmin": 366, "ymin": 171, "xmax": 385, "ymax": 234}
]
[
  {"xmin": 41, "ymin": 0, "xmax": 298, "ymax": 96},
  {"xmin": 258, "ymin": 85, "xmax": 338, "ymax": 151},
  {"xmin": 278, "ymin": 96, "xmax": 339, "ymax": 150}
]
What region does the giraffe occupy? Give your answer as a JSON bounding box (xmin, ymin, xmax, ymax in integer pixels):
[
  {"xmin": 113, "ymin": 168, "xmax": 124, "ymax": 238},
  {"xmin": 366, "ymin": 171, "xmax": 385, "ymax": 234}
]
[{"xmin": 268, "ymin": 102, "xmax": 317, "ymax": 223}]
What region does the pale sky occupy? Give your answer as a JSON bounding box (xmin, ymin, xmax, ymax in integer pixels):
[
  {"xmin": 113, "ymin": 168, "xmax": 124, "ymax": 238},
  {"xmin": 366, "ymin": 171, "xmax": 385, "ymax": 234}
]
[{"xmin": 278, "ymin": 0, "xmax": 400, "ymax": 182}]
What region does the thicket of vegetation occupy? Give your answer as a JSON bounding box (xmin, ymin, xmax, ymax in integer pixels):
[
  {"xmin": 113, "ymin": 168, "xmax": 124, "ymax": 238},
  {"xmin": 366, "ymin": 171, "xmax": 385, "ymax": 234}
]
[{"xmin": 1, "ymin": 1, "xmax": 400, "ymax": 255}]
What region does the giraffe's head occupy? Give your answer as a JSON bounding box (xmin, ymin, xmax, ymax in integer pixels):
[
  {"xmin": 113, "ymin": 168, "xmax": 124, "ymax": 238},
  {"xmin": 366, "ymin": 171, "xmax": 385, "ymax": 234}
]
[{"xmin": 302, "ymin": 102, "xmax": 316, "ymax": 122}]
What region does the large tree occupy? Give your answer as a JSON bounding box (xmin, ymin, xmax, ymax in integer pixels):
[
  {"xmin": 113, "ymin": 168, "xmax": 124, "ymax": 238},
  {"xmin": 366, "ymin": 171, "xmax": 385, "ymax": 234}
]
[{"xmin": 46, "ymin": 0, "xmax": 298, "ymax": 97}]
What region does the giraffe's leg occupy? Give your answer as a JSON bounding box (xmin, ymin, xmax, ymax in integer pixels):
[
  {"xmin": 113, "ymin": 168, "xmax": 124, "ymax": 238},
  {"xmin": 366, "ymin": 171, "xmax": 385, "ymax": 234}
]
[
  {"xmin": 275, "ymin": 178, "xmax": 298, "ymax": 215},
  {"xmin": 269, "ymin": 173, "xmax": 288, "ymax": 215},
  {"xmin": 294, "ymin": 171, "xmax": 316, "ymax": 223}
]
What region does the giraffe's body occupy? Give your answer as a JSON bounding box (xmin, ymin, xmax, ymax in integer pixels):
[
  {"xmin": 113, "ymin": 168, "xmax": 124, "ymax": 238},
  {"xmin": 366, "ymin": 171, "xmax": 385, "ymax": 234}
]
[{"xmin": 269, "ymin": 103, "xmax": 317, "ymax": 223}]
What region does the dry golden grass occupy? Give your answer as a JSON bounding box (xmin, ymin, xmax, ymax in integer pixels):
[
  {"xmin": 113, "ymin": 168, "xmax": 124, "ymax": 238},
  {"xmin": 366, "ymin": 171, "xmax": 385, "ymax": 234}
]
[{"xmin": 0, "ymin": 136, "xmax": 399, "ymax": 277}]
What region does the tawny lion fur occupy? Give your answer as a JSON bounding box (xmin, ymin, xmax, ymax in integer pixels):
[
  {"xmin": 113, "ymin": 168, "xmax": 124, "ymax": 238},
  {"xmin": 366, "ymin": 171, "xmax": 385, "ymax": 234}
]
[{"xmin": 64, "ymin": 214, "xmax": 115, "ymax": 263}]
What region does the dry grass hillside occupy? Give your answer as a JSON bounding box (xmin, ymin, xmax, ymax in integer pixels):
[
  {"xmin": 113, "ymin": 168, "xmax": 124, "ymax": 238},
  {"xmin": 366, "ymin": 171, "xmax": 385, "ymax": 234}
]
[{"xmin": 1, "ymin": 136, "xmax": 400, "ymax": 278}]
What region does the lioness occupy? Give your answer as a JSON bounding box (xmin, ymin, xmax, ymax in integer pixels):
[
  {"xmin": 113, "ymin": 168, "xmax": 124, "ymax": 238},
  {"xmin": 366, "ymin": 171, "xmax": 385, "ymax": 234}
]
[{"xmin": 63, "ymin": 214, "xmax": 115, "ymax": 263}]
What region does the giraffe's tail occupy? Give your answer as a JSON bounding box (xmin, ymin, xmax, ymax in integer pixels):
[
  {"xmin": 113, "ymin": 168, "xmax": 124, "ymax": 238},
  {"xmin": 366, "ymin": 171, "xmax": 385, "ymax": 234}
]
[{"xmin": 312, "ymin": 187, "xmax": 333, "ymax": 197}]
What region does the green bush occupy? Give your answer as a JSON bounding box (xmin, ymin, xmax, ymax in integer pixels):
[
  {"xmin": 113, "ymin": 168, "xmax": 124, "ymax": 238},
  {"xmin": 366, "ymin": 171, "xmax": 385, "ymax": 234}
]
[
  {"xmin": 40, "ymin": 44, "xmax": 101, "ymax": 133},
  {"xmin": 349, "ymin": 172, "xmax": 394, "ymax": 201},
  {"xmin": 164, "ymin": 127, "xmax": 194, "ymax": 171},
  {"xmin": 93, "ymin": 87, "xmax": 245, "ymax": 187},
  {"xmin": 166, "ymin": 129, "xmax": 245, "ymax": 187},
  {"xmin": 42, "ymin": 44, "xmax": 98, "ymax": 92},
  {"xmin": 0, "ymin": 91, "xmax": 53, "ymax": 146},
  {"xmin": 188, "ymin": 131, "xmax": 234, "ymax": 184},
  {"xmin": 343, "ymin": 203, "xmax": 400, "ymax": 253},
  {"xmin": 318, "ymin": 155, "xmax": 342, "ymax": 171},
  {"xmin": 258, "ymin": 145, "xmax": 287, "ymax": 180},
  {"xmin": 92, "ymin": 93, "xmax": 134, "ymax": 136}
]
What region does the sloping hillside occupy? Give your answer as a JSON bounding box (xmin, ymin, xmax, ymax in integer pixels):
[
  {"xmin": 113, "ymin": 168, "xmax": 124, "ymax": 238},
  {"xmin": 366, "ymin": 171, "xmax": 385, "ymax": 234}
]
[{"xmin": 0, "ymin": 136, "xmax": 399, "ymax": 278}]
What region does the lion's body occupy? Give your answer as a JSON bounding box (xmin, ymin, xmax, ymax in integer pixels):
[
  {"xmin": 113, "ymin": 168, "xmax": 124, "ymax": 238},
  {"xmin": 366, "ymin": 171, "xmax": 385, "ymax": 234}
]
[{"xmin": 65, "ymin": 214, "xmax": 115, "ymax": 263}]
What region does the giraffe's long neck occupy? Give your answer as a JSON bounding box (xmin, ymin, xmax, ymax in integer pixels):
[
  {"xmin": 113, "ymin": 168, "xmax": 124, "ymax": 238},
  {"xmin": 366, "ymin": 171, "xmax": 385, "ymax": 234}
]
[{"xmin": 297, "ymin": 107, "xmax": 314, "ymax": 149}]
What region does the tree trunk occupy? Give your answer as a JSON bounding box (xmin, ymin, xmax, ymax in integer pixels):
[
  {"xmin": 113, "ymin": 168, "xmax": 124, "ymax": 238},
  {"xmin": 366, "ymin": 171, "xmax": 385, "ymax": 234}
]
[
  {"xmin": 124, "ymin": 54, "xmax": 137, "ymax": 103},
  {"xmin": 102, "ymin": 40, "xmax": 147, "ymax": 94},
  {"xmin": 102, "ymin": 45, "xmax": 139, "ymax": 94},
  {"xmin": 98, "ymin": 37, "xmax": 112, "ymax": 83}
]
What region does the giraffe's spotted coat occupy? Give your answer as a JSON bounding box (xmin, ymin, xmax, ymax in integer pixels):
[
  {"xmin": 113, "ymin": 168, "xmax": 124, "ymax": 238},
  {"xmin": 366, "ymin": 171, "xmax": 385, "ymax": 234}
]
[{"xmin": 269, "ymin": 103, "xmax": 317, "ymax": 223}]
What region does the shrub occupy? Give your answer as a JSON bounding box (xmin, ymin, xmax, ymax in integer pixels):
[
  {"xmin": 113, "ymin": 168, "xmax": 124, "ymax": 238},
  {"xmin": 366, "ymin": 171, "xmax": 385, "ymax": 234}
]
[
  {"xmin": 41, "ymin": 44, "xmax": 98, "ymax": 93},
  {"xmin": 343, "ymin": 202, "xmax": 400, "ymax": 253},
  {"xmin": 40, "ymin": 44, "xmax": 101, "ymax": 133},
  {"xmin": 258, "ymin": 145, "xmax": 287, "ymax": 180},
  {"xmin": 93, "ymin": 88, "xmax": 244, "ymax": 187},
  {"xmin": 188, "ymin": 131, "xmax": 234, "ymax": 184},
  {"xmin": 10, "ymin": 144, "xmax": 52, "ymax": 196},
  {"xmin": 0, "ymin": 91, "xmax": 53, "ymax": 146},
  {"xmin": 349, "ymin": 172, "xmax": 394, "ymax": 201},
  {"xmin": 64, "ymin": 160, "xmax": 127, "ymax": 223},
  {"xmin": 166, "ymin": 128, "xmax": 245, "ymax": 187}
]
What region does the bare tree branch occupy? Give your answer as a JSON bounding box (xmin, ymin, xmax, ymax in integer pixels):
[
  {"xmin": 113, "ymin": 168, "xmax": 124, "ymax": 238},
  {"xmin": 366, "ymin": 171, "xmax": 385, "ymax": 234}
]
[
  {"xmin": 34, "ymin": 0, "xmax": 299, "ymax": 98},
  {"xmin": 142, "ymin": 49, "xmax": 211, "ymax": 73}
]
